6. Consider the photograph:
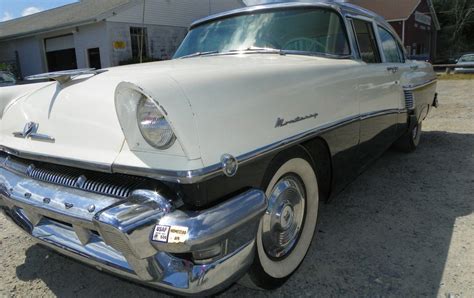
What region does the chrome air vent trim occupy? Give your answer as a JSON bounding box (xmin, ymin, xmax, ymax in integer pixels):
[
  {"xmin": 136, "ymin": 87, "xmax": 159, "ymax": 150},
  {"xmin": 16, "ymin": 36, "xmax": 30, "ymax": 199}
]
[
  {"xmin": 403, "ymin": 90, "xmax": 415, "ymax": 110},
  {"xmin": 1, "ymin": 153, "xmax": 157, "ymax": 199}
]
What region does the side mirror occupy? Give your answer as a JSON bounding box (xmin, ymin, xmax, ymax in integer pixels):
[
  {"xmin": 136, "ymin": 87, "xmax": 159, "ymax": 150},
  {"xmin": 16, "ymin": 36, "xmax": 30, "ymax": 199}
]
[{"xmin": 455, "ymin": 59, "xmax": 459, "ymax": 63}]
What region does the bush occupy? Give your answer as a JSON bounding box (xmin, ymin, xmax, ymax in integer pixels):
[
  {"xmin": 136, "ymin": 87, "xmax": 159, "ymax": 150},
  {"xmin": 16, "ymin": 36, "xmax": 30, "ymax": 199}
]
[
  {"xmin": 0, "ymin": 62, "xmax": 10, "ymax": 71},
  {"xmin": 0, "ymin": 62, "xmax": 20, "ymax": 79}
]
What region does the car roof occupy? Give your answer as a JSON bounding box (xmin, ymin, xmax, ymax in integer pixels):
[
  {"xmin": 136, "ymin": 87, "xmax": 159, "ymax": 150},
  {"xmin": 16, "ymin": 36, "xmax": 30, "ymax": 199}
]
[{"xmin": 190, "ymin": 1, "xmax": 389, "ymax": 29}]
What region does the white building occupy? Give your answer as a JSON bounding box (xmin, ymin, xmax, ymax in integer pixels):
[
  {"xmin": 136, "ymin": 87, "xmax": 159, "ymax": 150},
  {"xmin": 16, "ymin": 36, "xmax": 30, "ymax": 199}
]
[{"xmin": 0, "ymin": 0, "xmax": 244, "ymax": 78}]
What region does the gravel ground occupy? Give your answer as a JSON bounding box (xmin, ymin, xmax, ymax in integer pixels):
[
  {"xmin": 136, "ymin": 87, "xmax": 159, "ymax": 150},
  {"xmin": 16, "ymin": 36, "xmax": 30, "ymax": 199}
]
[{"xmin": 0, "ymin": 80, "xmax": 473, "ymax": 297}]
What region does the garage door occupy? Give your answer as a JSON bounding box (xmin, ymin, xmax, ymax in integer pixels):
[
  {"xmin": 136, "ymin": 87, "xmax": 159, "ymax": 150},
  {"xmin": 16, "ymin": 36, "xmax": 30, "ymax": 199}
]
[{"xmin": 45, "ymin": 34, "xmax": 77, "ymax": 72}]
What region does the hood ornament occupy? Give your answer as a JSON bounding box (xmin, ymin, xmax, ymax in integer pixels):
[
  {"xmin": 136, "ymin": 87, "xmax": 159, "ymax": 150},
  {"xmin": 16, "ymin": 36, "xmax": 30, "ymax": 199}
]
[
  {"xmin": 25, "ymin": 68, "xmax": 107, "ymax": 85},
  {"xmin": 13, "ymin": 122, "xmax": 55, "ymax": 142}
]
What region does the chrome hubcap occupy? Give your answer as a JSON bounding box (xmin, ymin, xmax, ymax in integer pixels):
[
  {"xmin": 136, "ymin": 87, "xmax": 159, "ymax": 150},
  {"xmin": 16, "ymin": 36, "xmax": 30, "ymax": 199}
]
[{"xmin": 262, "ymin": 175, "xmax": 305, "ymax": 259}]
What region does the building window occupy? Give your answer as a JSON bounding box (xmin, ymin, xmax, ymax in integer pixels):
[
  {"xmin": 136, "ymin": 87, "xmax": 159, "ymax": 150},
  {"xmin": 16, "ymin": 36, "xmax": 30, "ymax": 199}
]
[{"xmin": 130, "ymin": 27, "xmax": 148, "ymax": 59}]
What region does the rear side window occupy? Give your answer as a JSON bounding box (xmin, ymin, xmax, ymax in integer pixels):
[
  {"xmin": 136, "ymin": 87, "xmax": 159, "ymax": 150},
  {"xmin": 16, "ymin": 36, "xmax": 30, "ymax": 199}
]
[
  {"xmin": 378, "ymin": 26, "xmax": 403, "ymax": 63},
  {"xmin": 459, "ymin": 55, "xmax": 474, "ymax": 62},
  {"xmin": 352, "ymin": 19, "xmax": 380, "ymax": 63}
]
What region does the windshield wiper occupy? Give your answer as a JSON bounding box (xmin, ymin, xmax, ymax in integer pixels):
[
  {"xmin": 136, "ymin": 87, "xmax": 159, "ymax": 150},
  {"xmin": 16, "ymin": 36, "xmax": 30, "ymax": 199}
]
[
  {"xmin": 226, "ymin": 46, "xmax": 286, "ymax": 55},
  {"xmin": 179, "ymin": 50, "xmax": 219, "ymax": 59}
]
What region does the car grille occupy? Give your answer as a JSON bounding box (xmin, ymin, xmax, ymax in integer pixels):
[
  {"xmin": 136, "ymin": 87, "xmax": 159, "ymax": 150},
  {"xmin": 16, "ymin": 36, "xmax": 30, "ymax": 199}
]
[
  {"xmin": 403, "ymin": 90, "xmax": 415, "ymax": 110},
  {"xmin": 1, "ymin": 154, "xmax": 160, "ymax": 198}
]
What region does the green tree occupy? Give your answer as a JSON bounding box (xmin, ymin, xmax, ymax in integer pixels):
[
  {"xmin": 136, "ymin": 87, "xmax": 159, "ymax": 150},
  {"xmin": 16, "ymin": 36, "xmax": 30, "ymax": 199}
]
[{"xmin": 434, "ymin": 0, "xmax": 474, "ymax": 60}]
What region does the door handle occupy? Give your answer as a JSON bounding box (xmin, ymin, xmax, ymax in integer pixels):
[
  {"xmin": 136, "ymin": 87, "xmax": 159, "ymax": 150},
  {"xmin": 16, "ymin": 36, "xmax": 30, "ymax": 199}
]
[
  {"xmin": 387, "ymin": 66, "xmax": 399, "ymax": 73},
  {"xmin": 410, "ymin": 65, "xmax": 419, "ymax": 71}
]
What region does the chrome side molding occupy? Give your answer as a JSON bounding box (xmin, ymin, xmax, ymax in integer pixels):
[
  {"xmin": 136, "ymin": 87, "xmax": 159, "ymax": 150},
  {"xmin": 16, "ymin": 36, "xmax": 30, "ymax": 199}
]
[{"xmin": 403, "ymin": 78, "xmax": 437, "ymax": 91}]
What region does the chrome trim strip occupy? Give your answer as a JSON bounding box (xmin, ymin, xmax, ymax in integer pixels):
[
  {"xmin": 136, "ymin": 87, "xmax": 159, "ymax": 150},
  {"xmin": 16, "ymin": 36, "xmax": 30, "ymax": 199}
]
[
  {"xmin": 1, "ymin": 108, "xmax": 403, "ymax": 184},
  {"xmin": 403, "ymin": 78, "xmax": 437, "ymax": 91},
  {"xmin": 111, "ymin": 163, "xmax": 223, "ymax": 184},
  {"xmin": 29, "ymin": 133, "xmax": 56, "ymax": 142},
  {"xmin": 190, "ymin": 2, "xmax": 338, "ymax": 29},
  {"xmin": 190, "ymin": 2, "xmax": 382, "ymax": 29},
  {"xmin": 0, "ymin": 145, "xmax": 111, "ymax": 173},
  {"xmin": 25, "ymin": 68, "xmax": 107, "ymax": 85},
  {"xmin": 360, "ymin": 108, "xmax": 401, "ymax": 120}
]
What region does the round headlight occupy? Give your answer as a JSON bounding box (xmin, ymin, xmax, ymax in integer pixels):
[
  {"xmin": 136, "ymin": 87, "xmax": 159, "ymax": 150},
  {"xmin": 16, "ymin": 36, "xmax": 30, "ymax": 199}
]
[{"xmin": 137, "ymin": 96, "xmax": 176, "ymax": 149}]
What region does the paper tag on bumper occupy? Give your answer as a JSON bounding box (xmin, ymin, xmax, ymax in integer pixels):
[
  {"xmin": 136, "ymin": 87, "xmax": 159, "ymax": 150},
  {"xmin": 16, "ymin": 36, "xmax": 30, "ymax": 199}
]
[
  {"xmin": 152, "ymin": 225, "xmax": 170, "ymax": 243},
  {"xmin": 152, "ymin": 225, "xmax": 189, "ymax": 243},
  {"xmin": 168, "ymin": 226, "xmax": 189, "ymax": 243}
]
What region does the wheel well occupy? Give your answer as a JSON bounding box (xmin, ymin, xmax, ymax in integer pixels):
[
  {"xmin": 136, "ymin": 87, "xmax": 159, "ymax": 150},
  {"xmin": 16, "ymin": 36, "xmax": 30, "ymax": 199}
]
[
  {"xmin": 262, "ymin": 138, "xmax": 333, "ymax": 201},
  {"xmin": 299, "ymin": 137, "xmax": 332, "ymax": 201}
]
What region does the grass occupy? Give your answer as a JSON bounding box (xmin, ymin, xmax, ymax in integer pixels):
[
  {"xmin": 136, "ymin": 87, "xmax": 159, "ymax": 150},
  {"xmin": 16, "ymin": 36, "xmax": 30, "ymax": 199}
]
[{"xmin": 437, "ymin": 73, "xmax": 474, "ymax": 80}]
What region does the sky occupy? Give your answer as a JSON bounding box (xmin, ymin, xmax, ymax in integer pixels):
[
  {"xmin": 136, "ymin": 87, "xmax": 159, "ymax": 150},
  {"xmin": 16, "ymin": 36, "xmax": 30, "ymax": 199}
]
[{"xmin": 0, "ymin": 0, "xmax": 78, "ymax": 22}]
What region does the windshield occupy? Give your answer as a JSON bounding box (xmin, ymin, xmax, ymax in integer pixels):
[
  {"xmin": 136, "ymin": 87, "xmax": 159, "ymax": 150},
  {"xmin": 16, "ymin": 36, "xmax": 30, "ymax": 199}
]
[
  {"xmin": 173, "ymin": 8, "xmax": 350, "ymax": 59},
  {"xmin": 459, "ymin": 55, "xmax": 474, "ymax": 62}
]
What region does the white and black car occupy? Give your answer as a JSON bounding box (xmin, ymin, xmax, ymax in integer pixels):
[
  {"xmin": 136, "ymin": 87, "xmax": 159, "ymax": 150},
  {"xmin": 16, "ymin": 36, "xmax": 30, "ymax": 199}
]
[{"xmin": 0, "ymin": 1, "xmax": 438, "ymax": 295}]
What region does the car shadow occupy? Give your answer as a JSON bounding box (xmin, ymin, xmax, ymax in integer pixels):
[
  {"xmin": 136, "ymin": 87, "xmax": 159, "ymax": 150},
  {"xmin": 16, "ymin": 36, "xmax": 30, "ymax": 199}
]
[{"xmin": 15, "ymin": 131, "xmax": 474, "ymax": 297}]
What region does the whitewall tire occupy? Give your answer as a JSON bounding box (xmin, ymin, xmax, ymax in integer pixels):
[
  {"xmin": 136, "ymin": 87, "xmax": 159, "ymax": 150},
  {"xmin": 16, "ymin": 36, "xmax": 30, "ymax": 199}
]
[{"xmin": 241, "ymin": 152, "xmax": 320, "ymax": 289}]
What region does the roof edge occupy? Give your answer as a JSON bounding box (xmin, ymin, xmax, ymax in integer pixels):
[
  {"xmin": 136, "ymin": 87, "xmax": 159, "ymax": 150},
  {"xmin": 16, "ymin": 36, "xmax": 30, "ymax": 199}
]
[
  {"xmin": 385, "ymin": 0, "xmax": 440, "ymax": 31},
  {"xmin": 190, "ymin": 1, "xmax": 383, "ymax": 29},
  {"xmin": 0, "ymin": 1, "xmax": 81, "ymax": 25},
  {"xmin": 0, "ymin": 19, "xmax": 98, "ymax": 42},
  {"xmin": 0, "ymin": 0, "xmax": 141, "ymax": 42}
]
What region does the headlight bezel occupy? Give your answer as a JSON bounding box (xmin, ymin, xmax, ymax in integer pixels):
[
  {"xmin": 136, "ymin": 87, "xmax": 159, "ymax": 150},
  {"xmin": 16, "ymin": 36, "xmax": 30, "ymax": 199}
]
[{"xmin": 136, "ymin": 95, "xmax": 176, "ymax": 150}]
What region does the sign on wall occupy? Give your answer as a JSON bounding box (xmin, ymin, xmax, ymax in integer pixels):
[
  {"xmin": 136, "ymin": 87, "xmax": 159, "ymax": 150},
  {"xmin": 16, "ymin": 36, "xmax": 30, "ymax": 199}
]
[
  {"xmin": 113, "ymin": 41, "xmax": 126, "ymax": 51},
  {"xmin": 415, "ymin": 11, "xmax": 431, "ymax": 26}
]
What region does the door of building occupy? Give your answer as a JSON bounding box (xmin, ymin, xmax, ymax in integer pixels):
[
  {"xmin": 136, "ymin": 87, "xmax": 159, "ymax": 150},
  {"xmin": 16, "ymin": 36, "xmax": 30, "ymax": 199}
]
[
  {"xmin": 87, "ymin": 48, "xmax": 101, "ymax": 69},
  {"xmin": 45, "ymin": 34, "xmax": 77, "ymax": 72}
]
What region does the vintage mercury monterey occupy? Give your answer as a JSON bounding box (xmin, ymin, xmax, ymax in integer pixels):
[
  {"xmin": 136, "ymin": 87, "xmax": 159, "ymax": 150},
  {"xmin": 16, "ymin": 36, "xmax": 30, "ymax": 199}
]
[{"xmin": 0, "ymin": 1, "xmax": 438, "ymax": 295}]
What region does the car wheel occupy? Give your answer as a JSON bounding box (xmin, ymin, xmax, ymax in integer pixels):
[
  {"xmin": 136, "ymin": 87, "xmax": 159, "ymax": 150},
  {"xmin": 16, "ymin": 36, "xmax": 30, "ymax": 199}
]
[
  {"xmin": 395, "ymin": 122, "xmax": 422, "ymax": 153},
  {"xmin": 240, "ymin": 151, "xmax": 319, "ymax": 290}
]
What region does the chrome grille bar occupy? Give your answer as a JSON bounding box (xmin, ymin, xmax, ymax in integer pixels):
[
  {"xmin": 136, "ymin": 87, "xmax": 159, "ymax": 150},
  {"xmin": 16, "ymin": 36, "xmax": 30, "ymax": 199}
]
[{"xmin": 1, "ymin": 153, "xmax": 157, "ymax": 199}]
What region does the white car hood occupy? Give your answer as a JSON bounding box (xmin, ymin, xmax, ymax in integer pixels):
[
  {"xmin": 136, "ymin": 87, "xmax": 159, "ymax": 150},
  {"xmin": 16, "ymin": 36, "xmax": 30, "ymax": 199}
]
[{"xmin": 0, "ymin": 78, "xmax": 125, "ymax": 167}]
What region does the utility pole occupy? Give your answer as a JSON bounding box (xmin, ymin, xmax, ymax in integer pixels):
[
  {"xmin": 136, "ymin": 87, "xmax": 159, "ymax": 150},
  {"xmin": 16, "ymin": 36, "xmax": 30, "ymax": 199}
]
[{"xmin": 140, "ymin": 0, "xmax": 146, "ymax": 63}]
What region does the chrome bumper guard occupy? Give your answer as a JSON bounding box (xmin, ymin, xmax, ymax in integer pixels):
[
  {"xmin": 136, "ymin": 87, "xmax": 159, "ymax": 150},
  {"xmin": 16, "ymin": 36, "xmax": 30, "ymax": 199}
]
[{"xmin": 0, "ymin": 158, "xmax": 267, "ymax": 295}]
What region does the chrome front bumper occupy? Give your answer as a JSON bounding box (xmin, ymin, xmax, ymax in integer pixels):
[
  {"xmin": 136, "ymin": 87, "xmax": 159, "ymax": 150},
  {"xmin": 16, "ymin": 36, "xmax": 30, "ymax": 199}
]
[{"xmin": 0, "ymin": 157, "xmax": 267, "ymax": 296}]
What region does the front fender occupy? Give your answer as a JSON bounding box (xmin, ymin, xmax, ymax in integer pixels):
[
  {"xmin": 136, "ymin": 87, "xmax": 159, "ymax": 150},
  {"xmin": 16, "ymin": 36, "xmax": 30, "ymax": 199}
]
[{"xmin": 114, "ymin": 76, "xmax": 201, "ymax": 162}]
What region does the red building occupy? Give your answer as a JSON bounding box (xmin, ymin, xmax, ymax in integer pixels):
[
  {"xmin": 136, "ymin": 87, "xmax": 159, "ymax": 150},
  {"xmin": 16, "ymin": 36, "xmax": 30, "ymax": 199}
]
[{"xmin": 348, "ymin": 0, "xmax": 441, "ymax": 61}]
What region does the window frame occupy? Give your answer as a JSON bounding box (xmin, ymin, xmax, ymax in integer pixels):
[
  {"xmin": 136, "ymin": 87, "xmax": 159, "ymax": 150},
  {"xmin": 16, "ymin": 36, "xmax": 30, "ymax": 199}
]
[
  {"xmin": 375, "ymin": 24, "xmax": 406, "ymax": 64},
  {"xmin": 348, "ymin": 16, "xmax": 382, "ymax": 64},
  {"xmin": 175, "ymin": 7, "xmax": 354, "ymax": 59}
]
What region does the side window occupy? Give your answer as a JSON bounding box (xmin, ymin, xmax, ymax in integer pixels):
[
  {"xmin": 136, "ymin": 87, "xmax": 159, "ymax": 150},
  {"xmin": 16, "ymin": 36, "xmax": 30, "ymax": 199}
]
[
  {"xmin": 352, "ymin": 19, "xmax": 381, "ymax": 63},
  {"xmin": 378, "ymin": 26, "xmax": 403, "ymax": 63}
]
